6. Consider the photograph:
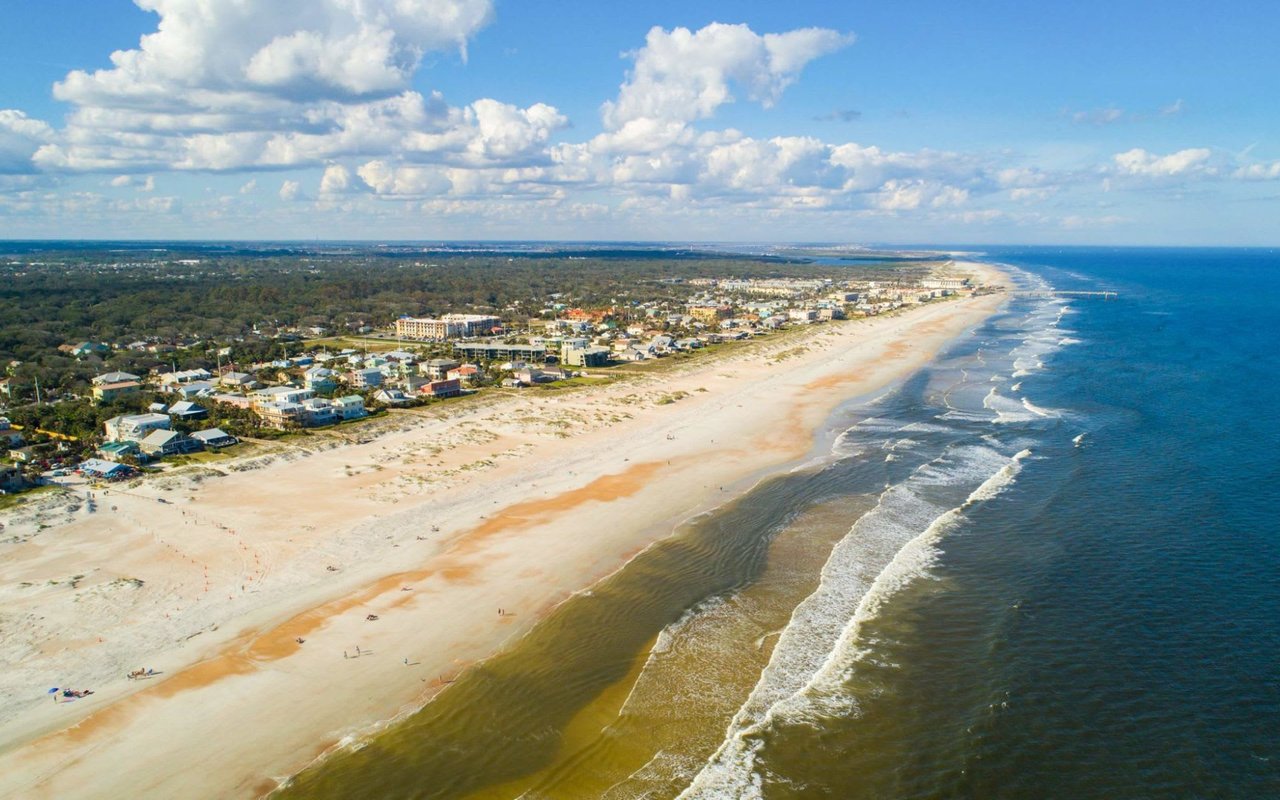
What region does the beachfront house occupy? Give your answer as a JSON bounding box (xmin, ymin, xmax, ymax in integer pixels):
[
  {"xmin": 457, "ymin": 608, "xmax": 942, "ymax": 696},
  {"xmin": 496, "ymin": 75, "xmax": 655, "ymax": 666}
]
[
  {"xmin": 0, "ymin": 465, "xmax": 29, "ymax": 494},
  {"xmin": 104, "ymin": 413, "xmax": 172, "ymax": 443},
  {"xmin": 418, "ymin": 378, "xmax": 462, "ymax": 399},
  {"xmin": 331, "ymin": 396, "xmax": 366, "ymax": 420},
  {"xmin": 513, "ymin": 367, "xmax": 567, "ymax": 385},
  {"xmin": 561, "ymin": 341, "xmax": 611, "ymax": 367},
  {"xmin": 372, "ymin": 388, "xmax": 413, "ymax": 407},
  {"xmin": 97, "ymin": 440, "xmax": 140, "ymax": 461},
  {"xmin": 78, "ymin": 458, "xmax": 132, "ymax": 480},
  {"xmin": 190, "ymin": 428, "xmax": 237, "ymax": 448},
  {"xmin": 300, "ymin": 398, "xmax": 338, "ymax": 426},
  {"xmin": 140, "ymin": 430, "xmax": 203, "ymax": 458},
  {"xmin": 256, "ymin": 401, "xmax": 307, "ymax": 428}
]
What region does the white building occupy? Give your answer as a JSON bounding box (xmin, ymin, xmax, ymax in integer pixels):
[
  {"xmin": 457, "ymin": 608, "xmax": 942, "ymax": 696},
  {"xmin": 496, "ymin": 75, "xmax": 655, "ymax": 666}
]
[
  {"xmin": 395, "ymin": 314, "xmax": 501, "ymax": 340},
  {"xmin": 104, "ymin": 413, "xmax": 172, "ymax": 443}
]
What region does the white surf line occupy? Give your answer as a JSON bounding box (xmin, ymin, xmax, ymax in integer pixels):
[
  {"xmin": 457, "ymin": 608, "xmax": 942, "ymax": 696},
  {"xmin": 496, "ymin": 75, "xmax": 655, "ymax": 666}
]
[{"xmin": 676, "ymin": 447, "xmax": 1033, "ymax": 800}]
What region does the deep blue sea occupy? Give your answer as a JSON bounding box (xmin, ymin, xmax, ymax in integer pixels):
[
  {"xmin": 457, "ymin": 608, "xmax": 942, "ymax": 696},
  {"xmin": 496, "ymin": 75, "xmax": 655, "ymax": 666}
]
[{"xmin": 278, "ymin": 247, "xmax": 1280, "ymax": 799}]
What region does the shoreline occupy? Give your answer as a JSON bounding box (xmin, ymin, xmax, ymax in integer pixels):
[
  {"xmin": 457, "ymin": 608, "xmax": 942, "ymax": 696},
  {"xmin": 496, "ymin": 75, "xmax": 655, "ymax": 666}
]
[{"xmin": 0, "ymin": 263, "xmax": 1008, "ymax": 799}]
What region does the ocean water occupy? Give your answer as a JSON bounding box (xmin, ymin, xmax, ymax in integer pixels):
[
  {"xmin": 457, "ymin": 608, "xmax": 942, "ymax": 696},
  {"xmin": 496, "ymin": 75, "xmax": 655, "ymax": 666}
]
[{"xmin": 277, "ymin": 247, "xmax": 1280, "ymax": 799}]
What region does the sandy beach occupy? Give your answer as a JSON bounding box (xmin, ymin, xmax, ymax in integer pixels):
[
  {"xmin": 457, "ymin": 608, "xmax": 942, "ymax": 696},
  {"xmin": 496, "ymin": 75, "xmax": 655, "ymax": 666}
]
[{"xmin": 0, "ymin": 262, "xmax": 1006, "ymax": 799}]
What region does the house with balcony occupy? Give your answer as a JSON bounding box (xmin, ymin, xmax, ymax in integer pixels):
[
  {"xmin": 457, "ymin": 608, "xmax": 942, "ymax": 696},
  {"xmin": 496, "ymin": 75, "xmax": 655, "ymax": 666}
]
[
  {"xmin": 349, "ymin": 367, "xmax": 384, "ymax": 389},
  {"xmin": 331, "ymin": 395, "xmax": 366, "ymax": 420},
  {"xmin": 104, "ymin": 413, "xmax": 172, "ymax": 443}
]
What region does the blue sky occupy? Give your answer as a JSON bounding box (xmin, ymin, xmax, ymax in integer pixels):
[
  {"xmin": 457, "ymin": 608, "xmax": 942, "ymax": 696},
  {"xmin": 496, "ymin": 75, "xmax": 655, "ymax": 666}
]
[{"xmin": 1, "ymin": 0, "xmax": 1278, "ymax": 243}]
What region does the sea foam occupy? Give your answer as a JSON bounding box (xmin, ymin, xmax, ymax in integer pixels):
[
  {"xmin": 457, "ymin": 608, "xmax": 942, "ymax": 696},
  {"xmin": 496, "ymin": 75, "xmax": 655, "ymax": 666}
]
[{"xmin": 677, "ymin": 446, "xmax": 1033, "ymax": 799}]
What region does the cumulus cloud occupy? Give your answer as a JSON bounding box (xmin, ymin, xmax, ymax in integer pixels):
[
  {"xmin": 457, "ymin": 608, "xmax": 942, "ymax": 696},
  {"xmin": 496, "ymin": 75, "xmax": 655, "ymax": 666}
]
[
  {"xmin": 319, "ymin": 164, "xmax": 352, "ymax": 195},
  {"xmin": 598, "ymin": 23, "xmax": 850, "ymax": 152},
  {"xmin": 0, "ymin": 110, "xmax": 54, "ymax": 173},
  {"xmin": 27, "ymin": 0, "xmax": 568, "ymax": 173},
  {"xmin": 11, "ymin": 9, "xmax": 1252, "ymax": 234},
  {"xmin": 1112, "ymin": 147, "xmax": 1213, "ymax": 177},
  {"xmin": 55, "ymin": 0, "xmax": 492, "ymax": 106},
  {"xmin": 873, "ymin": 179, "xmax": 969, "ymax": 211}
]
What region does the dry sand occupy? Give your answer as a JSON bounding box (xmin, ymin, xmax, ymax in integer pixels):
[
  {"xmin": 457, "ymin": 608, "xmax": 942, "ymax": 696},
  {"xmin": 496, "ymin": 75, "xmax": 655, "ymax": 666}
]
[{"xmin": 0, "ymin": 263, "xmax": 1006, "ymax": 799}]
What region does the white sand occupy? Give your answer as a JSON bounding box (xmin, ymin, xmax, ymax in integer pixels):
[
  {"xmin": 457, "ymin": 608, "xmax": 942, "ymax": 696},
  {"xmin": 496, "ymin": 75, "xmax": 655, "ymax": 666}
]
[{"xmin": 0, "ymin": 264, "xmax": 1006, "ymax": 799}]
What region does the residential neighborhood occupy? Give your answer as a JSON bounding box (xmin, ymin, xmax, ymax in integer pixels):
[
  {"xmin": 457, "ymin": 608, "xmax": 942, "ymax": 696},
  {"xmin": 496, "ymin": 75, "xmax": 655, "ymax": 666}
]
[{"xmin": 0, "ymin": 250, "xmax": 990, "ymax": 498}]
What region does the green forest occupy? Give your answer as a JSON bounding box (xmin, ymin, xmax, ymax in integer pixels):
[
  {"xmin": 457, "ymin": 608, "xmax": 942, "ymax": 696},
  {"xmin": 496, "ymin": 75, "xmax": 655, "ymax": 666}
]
[{"xmin": 1, "ymin": 243, "xmax": 922, "ymax": 393}]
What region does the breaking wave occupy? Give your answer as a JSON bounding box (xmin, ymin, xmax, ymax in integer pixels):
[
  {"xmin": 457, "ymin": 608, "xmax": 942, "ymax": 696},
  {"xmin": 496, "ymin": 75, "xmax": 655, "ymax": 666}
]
[{"xmin": 677, "ymin": 447, "xmax": 1034, "ymax": 799}]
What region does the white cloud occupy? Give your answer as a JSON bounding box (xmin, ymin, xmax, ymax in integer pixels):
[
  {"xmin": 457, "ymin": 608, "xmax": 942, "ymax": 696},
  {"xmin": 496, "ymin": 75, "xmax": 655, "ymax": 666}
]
[
  {"xmin": 1112, "ymin": 147, "xmax": 1213, "ymax": 177},
  {"xmin": 873, "ymin": 179, "xmax": 969, "ymax": 211},
  {"xmin": 28, "ymin": 0, "xmax": 539, "ymax": 173},
  {"xmin": 10, "ymin": 9, "xmax": 1262, "ymax": 235},
  {"xmin": 1067, "ymin": 100, "xmax": 1186, "ymax": 126},
  {"xmin": 0, "ymin": 110, "xmax": 54, "ymax": 173},
  {"xmin": 1009, "ymin": 187, "xmax": 1057, "ymax": 202},
  {"xmin": 1072, "ymin": 107, "xmax": 1126, "ymax": 126},
  {"xmin": 319, "ymin": 164, "xmax": 352, "ymax": 195},
  {"xmin": 1233, "ymin": 161, "xmax": 1280, "ymax": 180},
  {"xmin": 598, "ymin": 23, "xmax": 850, "ymax": 152},
  {"xmin": 56, "ymin": 0, "xmax": 492, "ymax": 106}
]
